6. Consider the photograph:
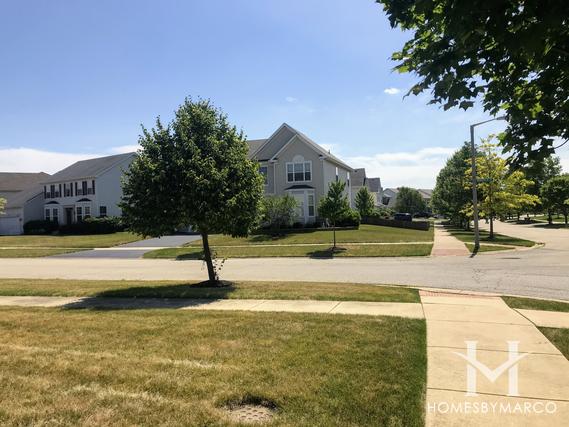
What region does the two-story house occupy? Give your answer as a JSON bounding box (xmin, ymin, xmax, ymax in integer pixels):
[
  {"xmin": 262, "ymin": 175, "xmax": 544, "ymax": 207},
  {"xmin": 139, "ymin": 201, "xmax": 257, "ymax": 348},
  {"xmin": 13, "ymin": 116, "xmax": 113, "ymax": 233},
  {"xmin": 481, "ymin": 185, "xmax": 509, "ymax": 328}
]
[
  {"xmin": 248, "ymin": 123, "xmax": 354, "ymax": 223},
  {"xmin": 41, "ymin": 152, "xmax": 135, "ymax": 225}
]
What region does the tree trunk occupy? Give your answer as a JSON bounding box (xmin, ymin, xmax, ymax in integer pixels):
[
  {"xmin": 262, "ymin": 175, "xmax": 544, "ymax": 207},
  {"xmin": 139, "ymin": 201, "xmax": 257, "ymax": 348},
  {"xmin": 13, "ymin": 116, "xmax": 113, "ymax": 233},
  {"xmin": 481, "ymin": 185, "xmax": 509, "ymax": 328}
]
[
  {"xmin": 332, "ymin": 222, "xmax": 337, "ymax": 249},
  {"xmin": 489, "ymin": 215, "xmax": 494, "ymax": 239},
  {"xmin": 548, "ymin": 210, "xmax": 553, "ymax": 225},
  {"xmin": 201, "ymin": 231, "xmax": 216, "ymax": 283},
  {"xmin": 565, "ymin": 213, "xmax": 568, "ymax": 226}
]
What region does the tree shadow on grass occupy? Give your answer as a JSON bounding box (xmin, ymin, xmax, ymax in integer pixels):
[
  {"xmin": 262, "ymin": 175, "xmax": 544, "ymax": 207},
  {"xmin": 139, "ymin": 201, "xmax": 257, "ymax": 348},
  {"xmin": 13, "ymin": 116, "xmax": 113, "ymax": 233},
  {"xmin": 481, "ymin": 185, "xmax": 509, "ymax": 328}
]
[
  {"xmin": 532, "ymin": 223, "xmax": 568, "ymax": 229},
  {"xmin": 307, "ymin": 247, "xmax": 347, "ymax": 259},
  {"xmin": 61, "ymin": 282, "xmax": 236, "ymax": 311}
]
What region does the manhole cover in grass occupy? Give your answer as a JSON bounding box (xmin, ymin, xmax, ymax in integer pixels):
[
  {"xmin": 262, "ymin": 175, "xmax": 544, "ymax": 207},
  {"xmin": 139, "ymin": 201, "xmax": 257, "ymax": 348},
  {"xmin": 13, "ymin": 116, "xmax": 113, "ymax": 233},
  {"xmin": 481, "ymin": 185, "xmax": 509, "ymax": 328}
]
[{"xmin": 227, "ymin": 404, "xmax": 274, "ymax": 424}]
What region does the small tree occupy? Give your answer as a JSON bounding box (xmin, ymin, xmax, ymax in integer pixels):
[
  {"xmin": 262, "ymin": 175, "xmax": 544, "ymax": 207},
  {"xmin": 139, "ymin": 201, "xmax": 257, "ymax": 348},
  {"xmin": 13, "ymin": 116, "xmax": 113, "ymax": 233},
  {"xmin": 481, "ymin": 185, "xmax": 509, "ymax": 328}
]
[
  {"xmin": 355, "ymin": 186, "xmax": 375, "ymax": 217},
  {"xmin": 541, "ymin": 175, "xmax": 569, "ymax": 225},
  {"xmin": 121, "ymin": 98, "xmax": 264, "ymax": 284},
  {"xmin": 466, "ymin": 139, "xmax": 538, "ymax": 238},
  {"xmin": 262, "ymin": 195, "xmax": 297, "ymax": 232},
  {"xmin": 394, "ymin": 187, "xmax": 426, "ymax": 215},
  {"xmin": 318, "ymin": 181, "xmax": 350, "ymax": 249},
  {"xmin": 0, "ymin": 197, "xmax": 5, "ymax": 215}
]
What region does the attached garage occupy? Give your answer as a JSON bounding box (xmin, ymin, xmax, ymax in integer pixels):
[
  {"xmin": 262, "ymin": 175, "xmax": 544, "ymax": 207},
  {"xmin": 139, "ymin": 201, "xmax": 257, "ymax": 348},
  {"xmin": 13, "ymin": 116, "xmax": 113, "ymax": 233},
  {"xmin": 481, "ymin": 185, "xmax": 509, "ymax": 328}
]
[{"xmin": 0, "ymin": 215, "xmax": 23, "ymax": 235}]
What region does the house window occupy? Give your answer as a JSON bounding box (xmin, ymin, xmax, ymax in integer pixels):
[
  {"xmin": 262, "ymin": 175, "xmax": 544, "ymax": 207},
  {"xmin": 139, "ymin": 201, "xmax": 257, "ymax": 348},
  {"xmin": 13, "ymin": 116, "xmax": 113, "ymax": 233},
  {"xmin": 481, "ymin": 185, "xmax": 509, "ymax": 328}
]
[
  {"xmin": 91, "ymin": 180, "xmax": 95, "ymax": 195},
  {"xmin": 45, "ymin": 209, "xmax": 50, "ymax": 221},
  {"xmin": 76, "ymin": 206, "xmax": 83, "ymax": 222},
  {"xmin": 50, "ymin": 184, "xmax": 55, "ymax": 198},
  {"xmin": 82, "ymin": 181, "xmax": 88, "ymax": 195},
  {"xmin": 99, "ymin": 206, "xmax": 107, "ymax": 217},
  {"xmin": 259, "ymin": 166, "xmax": 268, "ymax": 185},
  {"xmin": 286, "ymin": 161, "xmax": 312, "ymax": 182},
  {"xmin": 84, "ymin": 206, "xmax": 91, "ymax": 219},
  {"xmin": 75, "ymin": 182, "xmax": 79, "ymax": 195},
  {"xmin": 44, "ymin": 186, "xmax": 47, "ymax": 198},
  {"xmin": 308, "ymin": 194, "xmax": 315, "ymax": 217},
  {"xmin": 335, "ymin": 167, "xmax": 339, "ymax": 182},
  {"xmin": 52, "ymin": 208, "xmax": 59, "ymax": 223}
]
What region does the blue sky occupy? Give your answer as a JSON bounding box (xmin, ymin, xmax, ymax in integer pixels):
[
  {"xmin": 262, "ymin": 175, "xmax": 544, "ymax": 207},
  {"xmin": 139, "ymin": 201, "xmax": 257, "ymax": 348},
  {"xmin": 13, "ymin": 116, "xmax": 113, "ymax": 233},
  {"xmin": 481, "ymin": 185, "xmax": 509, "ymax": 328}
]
[{"xmin": 1, "ymin": 0, "xmax": 565, "ymax": 187}]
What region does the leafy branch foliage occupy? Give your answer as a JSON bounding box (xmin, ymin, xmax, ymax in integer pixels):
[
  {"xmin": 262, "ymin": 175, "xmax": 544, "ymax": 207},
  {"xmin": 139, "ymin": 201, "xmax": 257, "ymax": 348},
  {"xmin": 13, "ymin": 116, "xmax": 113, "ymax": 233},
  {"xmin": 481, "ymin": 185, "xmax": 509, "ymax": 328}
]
[
  {"xmin": 376, "ymin": 0, "xmax": 569, "ymax": 163},
  {"xmin": 355, "ymin": 186, "xmax": 375, "ymax": 217}
]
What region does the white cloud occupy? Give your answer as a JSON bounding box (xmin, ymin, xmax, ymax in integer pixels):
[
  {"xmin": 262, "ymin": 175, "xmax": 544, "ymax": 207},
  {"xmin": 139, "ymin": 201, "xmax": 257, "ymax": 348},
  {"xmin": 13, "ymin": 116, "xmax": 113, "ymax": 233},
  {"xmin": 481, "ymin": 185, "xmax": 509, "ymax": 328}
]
[
  {"xmin": 285, "ymin": 96, "xmax": 298, "ymax": 103},
  {"xmin": 383, "ymin": 87, "xmax": 401, "ymax": 95},
  {"xmin": 344, "ymin": 147, "xmax": 457, "ymax": 189},
  {"xmin": 0, "ymin": 144, "xmax": 140, "ymax": 174}
]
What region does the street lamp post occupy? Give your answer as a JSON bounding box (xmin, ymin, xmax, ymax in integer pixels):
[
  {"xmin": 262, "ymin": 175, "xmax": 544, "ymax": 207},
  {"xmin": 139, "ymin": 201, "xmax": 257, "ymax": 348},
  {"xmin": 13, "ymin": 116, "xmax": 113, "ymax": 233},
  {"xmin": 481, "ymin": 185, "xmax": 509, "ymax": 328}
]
[{"xmin": 469, "ymin": 116, "xmax": 507, "ymax": 252}]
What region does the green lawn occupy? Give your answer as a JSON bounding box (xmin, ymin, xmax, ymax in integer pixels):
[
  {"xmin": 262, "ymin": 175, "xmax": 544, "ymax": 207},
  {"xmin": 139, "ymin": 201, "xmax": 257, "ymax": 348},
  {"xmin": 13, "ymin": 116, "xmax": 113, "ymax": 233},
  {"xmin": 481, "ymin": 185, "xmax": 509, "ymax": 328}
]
[
  {"xmin": 0, "ymin": 248, "xmax": 84, "ymax": 258},
  {"xmin": 464, "ymin": 243, "xmax": 514, "ymax": 253},
  {"xmin": 532, "ymin": 214, "xmax": 567, "ymax": 224},
  {"xmin": 0, "ymin": 279, "xmax": 419, "ymax": 302},
  {"xmin": 539, "ymin": 328, "xmax": 569, "ymax": 360},
  {"xmin": 0, "ymin": 307, "xmax": 426, "ymax": 426},
  {"xmin": 0, "ymin": 232, "xmax": 141, "ymax": 248},
  {"xmin": 187, "ymin": 224, "xmax": 434, "ymax": 246},
  {"xmin": 502, "ymin": 296, "xmax": 569, "ymax": 313},
  {"xmin": 445, "ymin": 226, "xmax": 536, "ymax": 247},
  {"xmin": 145, "ymin": 243, "xmax": 433, "ymax": 259}
]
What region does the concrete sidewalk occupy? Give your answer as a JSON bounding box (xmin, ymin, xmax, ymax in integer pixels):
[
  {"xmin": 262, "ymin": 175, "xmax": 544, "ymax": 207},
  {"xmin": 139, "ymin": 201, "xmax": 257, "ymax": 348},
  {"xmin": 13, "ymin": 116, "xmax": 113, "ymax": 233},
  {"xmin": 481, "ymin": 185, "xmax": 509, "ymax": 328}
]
[
  {"xmin": 421, "ymin": 291, "xmax": 569, "ymax": 426},
  {"xmin": 0, "ymin": 295, "xmax": 424, "ymax": 318},
  {"xmin": 431, "ymin": 224, "xmax": 470, "ymax": 256}
]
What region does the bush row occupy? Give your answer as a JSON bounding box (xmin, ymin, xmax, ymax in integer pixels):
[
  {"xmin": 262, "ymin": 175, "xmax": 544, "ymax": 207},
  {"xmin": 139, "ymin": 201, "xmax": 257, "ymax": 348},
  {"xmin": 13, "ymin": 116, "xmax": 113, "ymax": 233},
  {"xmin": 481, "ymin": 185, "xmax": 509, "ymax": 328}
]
[{"xmin": 23, "ymin": 217, "xmax": 126, "ymax": 235}]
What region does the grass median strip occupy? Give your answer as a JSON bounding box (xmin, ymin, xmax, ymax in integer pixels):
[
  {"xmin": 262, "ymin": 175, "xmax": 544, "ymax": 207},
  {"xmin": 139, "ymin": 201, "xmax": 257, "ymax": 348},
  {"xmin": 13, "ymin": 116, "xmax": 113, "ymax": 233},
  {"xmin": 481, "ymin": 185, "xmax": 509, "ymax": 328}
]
[
  {"xmin": 0, "ymin": 279, "xmax": 420, "ymax": 302},
  {"xmin": 539, "ymin": 327, "xmax": 569, "ymax": 359},
  {"xmin": 144, "ymin": 243, "xmax": 433, "ymax": 259},
  {"xmin": 0, "ymin": 307, "xmax": 426, "ymax": 426},
  {"xmin": 0, "ymin": 232, "xmax": 141, "ymax": 249},
  {"xmin": 502, "ymin": 296, "xmax": 569, "ymax": 313},
  {"xmin": 445, "ymin": 226, "xmax": 536, "ymax": 247},
  {"xmin": 464, "ymin": 243, "xmax": 515, "ymax": 253},
  {"xmin": 0, "ymin": 248, "xmax": 86, "ymax": 258}
]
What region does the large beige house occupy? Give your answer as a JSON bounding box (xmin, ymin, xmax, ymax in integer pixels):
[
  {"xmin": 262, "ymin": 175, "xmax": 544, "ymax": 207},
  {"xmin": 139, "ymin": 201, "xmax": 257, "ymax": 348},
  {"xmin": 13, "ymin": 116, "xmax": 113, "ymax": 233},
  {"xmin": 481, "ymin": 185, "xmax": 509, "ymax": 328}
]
[{"xmin": 248, "ymin": 123, "xmax": 355, "ymax": 223}]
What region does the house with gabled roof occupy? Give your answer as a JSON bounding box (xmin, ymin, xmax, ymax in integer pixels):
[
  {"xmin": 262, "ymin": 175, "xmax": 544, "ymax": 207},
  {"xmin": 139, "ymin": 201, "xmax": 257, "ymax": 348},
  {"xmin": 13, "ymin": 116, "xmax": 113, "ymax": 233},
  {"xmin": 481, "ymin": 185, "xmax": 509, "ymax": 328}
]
[
  {"xmin": 0, "ymin": 172, "xmax": 50, "ymax": 235},
  {"xmin": 248, "ymin": 123, "xmax": 355, "ymax": 223},
  {"xmin": 40, "ymin": 152, "xmax": 135, "ymax": 226}
]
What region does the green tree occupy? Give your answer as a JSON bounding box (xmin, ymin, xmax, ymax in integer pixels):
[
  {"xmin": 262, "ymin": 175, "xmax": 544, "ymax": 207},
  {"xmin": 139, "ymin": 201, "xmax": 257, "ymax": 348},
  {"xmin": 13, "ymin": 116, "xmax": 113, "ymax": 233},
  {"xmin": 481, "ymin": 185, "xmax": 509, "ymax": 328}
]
[
  {"xmin": 318, "ymin": 180, "xmax": 350, "ymax": 249},
  {"xmin": 121, "ymin": 98, "xmax": 264, "ymax": 284},
  {"xmin": 355, "ymin": 186, "xmax": 375, "ymax": 217},
  {"xmin": 394, "ymin": 187, "xmax": 427, "ymax": 215},
  {"xmin": 540, "ymin": 175, "xmax": 569, "ymax": 225},
  {"xmin": 375, "ymin": 0, "xmax": 569, "ymax": 163},
  {"xmin": 466, "ymin": 140, "xmax": 538, "ymax": 237},
  {"xmin": 0, "ymin": 197, "xmax": 5, "ymax": 215},
  {"xmin": 262, "ymin": 195, "xmax": 297, "ymax": 232},
  {"xmin": 431, "ymin": 143, "xmax": 472, "ymax": 227}
]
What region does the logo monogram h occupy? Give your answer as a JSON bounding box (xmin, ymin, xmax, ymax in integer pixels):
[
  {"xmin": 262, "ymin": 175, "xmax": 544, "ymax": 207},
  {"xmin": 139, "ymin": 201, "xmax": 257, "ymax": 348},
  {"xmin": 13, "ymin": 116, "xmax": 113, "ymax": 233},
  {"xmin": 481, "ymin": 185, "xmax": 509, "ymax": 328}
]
[{"xmin": 453, "ymin": 341, "xmax": 530, "ymax": 396}]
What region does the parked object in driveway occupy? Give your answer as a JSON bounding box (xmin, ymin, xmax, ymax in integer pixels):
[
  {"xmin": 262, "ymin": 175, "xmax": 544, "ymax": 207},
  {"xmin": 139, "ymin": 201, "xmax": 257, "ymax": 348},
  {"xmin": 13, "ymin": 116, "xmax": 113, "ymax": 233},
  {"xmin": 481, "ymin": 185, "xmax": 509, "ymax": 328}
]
[{"xmin": 394, "ymin": 213, "xmax": 413, "ymax": 222}]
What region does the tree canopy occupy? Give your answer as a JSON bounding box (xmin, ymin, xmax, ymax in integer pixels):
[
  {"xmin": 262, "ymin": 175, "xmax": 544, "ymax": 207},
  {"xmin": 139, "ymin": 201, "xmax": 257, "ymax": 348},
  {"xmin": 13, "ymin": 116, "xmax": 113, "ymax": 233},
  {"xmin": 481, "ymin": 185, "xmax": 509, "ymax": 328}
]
[
  {"xmin": 262, "ymin": 195, "xmax": 297, "ymax": 232},
  {"xmin": 355, "ymin": 186, "xmax": 375, "ymax": 217},
  {"xmin": 465, "ymin": 140, "xmax": 538, "ymax": 237},
  {"xmin": 431, "ymin": 143, "xmax": 472, "ymax": 226},
  {"xmin": 540, "ymin": 174, "xmax": 569, "ymax": 225},
  {"xmin": 376, "ymin": 0, "xmax": 569, "ymax": 163},
  {"xmin": 121, "ymin": 98, "xmax": 264, "ymax": 283},
  {"xmin": 394, "ymin": 187, "xmax": 427, "ymax": 214}
]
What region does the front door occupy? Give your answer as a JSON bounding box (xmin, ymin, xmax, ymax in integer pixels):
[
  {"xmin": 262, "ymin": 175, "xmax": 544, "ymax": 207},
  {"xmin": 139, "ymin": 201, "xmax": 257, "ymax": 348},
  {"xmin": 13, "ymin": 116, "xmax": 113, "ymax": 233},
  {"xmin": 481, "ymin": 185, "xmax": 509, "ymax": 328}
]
[{"xmin": 65, "ymin": 208, "xmax": 73, "ymax": 225}]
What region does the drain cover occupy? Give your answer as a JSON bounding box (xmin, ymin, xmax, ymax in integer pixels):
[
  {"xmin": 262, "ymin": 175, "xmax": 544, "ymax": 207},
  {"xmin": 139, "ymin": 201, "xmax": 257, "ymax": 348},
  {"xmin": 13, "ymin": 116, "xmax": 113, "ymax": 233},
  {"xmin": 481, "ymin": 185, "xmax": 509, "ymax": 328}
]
[{"xmin": 228, "ymin": 404, "xmax": 274, "ymax": 424}]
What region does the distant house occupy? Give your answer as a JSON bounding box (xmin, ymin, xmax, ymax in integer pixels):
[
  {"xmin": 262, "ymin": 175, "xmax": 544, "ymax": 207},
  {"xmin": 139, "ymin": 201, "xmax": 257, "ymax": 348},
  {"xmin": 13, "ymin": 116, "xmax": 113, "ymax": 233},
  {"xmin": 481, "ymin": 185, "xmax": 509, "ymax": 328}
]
[
  {"xmin": 0, "ymin": 172, "xmax": 50, "ymax": 235},
  {"xmin": 248, "ymin": 123, "xmax": 355, "ymax": 224},
  {"xmin": 40, "ymin": 152, "xmax": 135, "ymax": 226},
  {"xmin": 382, "ymin": 187, "xmax": 433, "ymax": 212},
  {"xmin": 351, "ymin": 168, "xmax": 383, "ymax": 208}
]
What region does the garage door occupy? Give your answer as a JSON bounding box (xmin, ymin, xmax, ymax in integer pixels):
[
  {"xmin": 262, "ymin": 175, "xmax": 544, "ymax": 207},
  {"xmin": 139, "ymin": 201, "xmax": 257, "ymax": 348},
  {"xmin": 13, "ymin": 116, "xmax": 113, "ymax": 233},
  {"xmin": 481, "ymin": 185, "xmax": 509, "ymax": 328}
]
[{"xmin": 0, "ymin": 216, "xmax": 22, "ymax": 235}]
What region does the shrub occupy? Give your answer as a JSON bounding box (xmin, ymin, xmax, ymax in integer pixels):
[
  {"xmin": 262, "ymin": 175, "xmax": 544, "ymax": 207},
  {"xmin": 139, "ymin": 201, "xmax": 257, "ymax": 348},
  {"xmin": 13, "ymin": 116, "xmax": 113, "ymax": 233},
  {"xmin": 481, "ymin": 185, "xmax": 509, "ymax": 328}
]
[
  {"xmin": 59, "ymin": 216, "xmax": 125, "ymax": 235},
  {"xmin": 369, "ymin": 207, "xmax": 393, "ymax": 219},
  {"xmin": 24, "ymin": 220, "xmax": 59, "ymax": 235},
  {"xmin": 336, "ymin": 209, "xmax": 361, "ymax": 227},
  {"xmin": 261, "ymin": 195, "xmax": 298, "ymax": 231}
]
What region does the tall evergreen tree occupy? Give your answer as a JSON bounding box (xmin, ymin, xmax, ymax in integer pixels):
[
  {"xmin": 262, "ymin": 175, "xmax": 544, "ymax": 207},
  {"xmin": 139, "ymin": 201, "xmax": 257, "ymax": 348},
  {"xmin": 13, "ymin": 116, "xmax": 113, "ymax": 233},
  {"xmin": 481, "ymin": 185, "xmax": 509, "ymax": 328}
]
[{"xmin": 355, "ymin": 186, "xmax": 375, "ymax": 217}]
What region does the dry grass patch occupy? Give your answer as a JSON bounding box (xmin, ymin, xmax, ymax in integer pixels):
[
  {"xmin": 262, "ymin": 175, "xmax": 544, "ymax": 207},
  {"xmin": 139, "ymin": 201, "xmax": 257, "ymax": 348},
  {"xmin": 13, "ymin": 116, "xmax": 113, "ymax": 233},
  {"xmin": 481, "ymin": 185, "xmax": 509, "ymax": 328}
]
[{"xmin": 0, "ymin": 307, "xmax": 426, "ymax": 426}]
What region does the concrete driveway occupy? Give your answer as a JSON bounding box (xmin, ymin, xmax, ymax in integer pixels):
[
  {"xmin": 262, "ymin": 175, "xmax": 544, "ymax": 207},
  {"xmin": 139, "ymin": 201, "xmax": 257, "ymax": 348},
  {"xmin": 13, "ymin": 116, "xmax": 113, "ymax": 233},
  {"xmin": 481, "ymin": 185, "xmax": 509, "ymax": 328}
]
[
  {"xmin": 479, "ymin": 219, "xmax": 569, "ymax": 252},
  {"xmin": 53, "ymin": 234, "xmax": 201, "ymax": 259}
]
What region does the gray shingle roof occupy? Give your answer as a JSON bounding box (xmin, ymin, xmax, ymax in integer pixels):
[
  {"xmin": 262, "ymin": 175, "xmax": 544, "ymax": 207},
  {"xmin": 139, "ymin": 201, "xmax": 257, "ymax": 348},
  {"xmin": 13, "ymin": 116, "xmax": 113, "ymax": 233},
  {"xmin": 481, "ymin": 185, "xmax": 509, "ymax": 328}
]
[
  {"xmin": 0, "ymin": 172, "xmax": 50, "ymax": 191},
  {"xmin": 366, "ymin": 177, "xmax": 382, "ymax": 193},
  {"xmin": 4, "ymin": 185, "xmax": 43, "ymax": 209},
  {"xmin": 351, "ymin": 168, "xmax": 366, "ymax": 187},
  {"xmin": 42, "ymin": 152, "xmax": 135, "ymax": 184},
  {"xmin": 246, "ymin": 139, "xmax": 268, "ymax": 158}
]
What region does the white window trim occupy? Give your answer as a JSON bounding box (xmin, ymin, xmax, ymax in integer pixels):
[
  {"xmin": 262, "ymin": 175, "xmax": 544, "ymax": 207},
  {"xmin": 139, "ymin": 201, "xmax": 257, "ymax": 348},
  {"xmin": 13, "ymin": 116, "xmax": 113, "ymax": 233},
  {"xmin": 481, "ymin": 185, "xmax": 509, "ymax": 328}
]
[{"xmin": 286, "ymin": 160, "xmax": 312, "ymax": 183}]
